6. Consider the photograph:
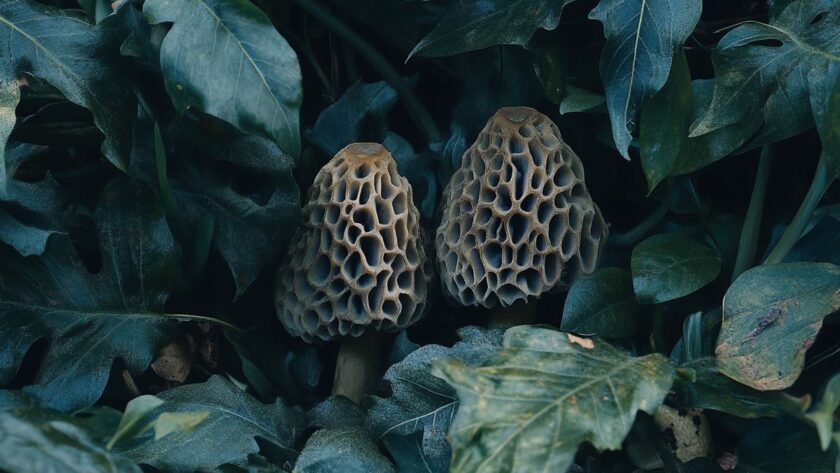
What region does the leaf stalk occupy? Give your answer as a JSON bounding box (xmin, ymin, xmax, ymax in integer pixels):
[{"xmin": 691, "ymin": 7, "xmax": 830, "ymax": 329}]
[
  {"xmin": 732, "ymin": 145, "xmax": 775, "ymax": 281},
  {"xmin": 764, "ymin": 158, "xmax": 831, "ymax": 265}
]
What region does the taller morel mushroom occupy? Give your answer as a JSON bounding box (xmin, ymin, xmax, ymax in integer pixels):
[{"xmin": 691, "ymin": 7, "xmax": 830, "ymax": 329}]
[
  {"xmin": 275, "ymin": 143, "xmax": 432, "ymax": 402},
  {"xmin": 436, "ymin": 107, "xmax": 607, "ymax": 325}
]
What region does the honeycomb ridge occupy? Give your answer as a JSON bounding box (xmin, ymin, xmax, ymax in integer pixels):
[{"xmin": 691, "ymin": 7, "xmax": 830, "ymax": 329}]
[
  {"xmin": 436, "ymin": 107, "xmax": 607, "ymax": 308},
  {"xmin": 276, "ymin": 143, "xmax": 432, "ymax": 342}
]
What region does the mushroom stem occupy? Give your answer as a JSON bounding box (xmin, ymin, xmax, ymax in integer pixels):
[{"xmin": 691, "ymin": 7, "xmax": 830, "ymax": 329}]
[
  {"xmin": 487, "ymin": 300, "xmax": 538, "ymax": 329},
  {"xmin": 332, "ymin": 330, "xmax": 383, "ymax": 403}
]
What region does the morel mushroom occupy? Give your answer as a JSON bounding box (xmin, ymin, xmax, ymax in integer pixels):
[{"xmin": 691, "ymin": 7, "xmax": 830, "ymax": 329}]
[
  {"xmin": 275, "ymin": 143, "xmax": 432, "ymax": 402},
  {"xmin": 436, "ymin": 107, "xmax": 607, "ymax": 325}
]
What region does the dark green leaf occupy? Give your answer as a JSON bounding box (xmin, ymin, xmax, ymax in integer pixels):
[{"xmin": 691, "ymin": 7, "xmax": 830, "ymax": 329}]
[
  {"xmin": 716, "ymin": 262, "xmax": 840, "ymax": 390},
  {"xmin": 631, "ymin": 234, "xmax": 721, "ymax": 304},
  {"xmin": 689, "ymin": 0, "xmax": 840, "ymax": 148},
  {"xmin": 435, "ymin": 326, "xmax": 674, "ymax": 473},
  {"xmin": 805, "ymin": 372, "xmax": 840, "ymax": 450},
  {"xmin": 816, "ymin": 65, "xmax": 840, "ymax": 178},
  {"xmin": 309, "ymin": 80, "xmax": 397, "ymax": 157},
  {"xmin": 118, "ymin": 376, "xmax": 305, "ymax": 472},
  {"xmin": 0, "ymin": 412, "xmax": 141, "ymax": 473},
  {"xmin": 0, "ymin": 389, "xmax": 120, "ymax": 441},
  {"xmin": 164, "ymin": 116, "xmax": 301, "ymax": 298},
  {"xmin": 561, "ymin": 267, "xmax": 639, "ymax": 338},
  {"xmin": 734, "ymin": 420, "xmax": 835, "ymax": 472},
  {"xmin": 144, "ymin": 0, "xmax": 302, "ymax": 158},
  {"xmin": 0, "ymin": 179, "xmax": 180, "ymax": 411},
  {"xmin": 409, "ymin": 0, "xmax": 575, "ymax": 59},
  {"xmin": 639, "ymin": 53, "xmax": 693, "ymax": 191},
  {"xmin": 0, "ymin": 80, "xmax": 19, "ymax": 193},
  {"xmin": 367, "ymin": 326, "xmax": 503, "ymax": 473},
  {"xmin": 589, "ymin": 0, "xmax": 702, "ymax": 158},
  {"xmin": 293, "ymin": 427, "xmax": 395, "ymax": 473},
  {"xmin": 558, "ymin": 86, "xmax": 606, "ymax": 115},
  {"xmin": 673, "ymin": 359, "xmax": 804, "ymax": 418},
  {"xmin": 0, "ymin": 1, "xmax": 135, "ymax": 173},
  {"xmin": 0, "ymin": 169, "xmax": 66, "ymax": 257},
  {"xmin": 785, "ymin": 214, "xmax": 840, "ymax": 265}
]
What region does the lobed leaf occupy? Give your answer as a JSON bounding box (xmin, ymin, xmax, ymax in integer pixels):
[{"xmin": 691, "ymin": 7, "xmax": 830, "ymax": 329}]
[
  {"xmin": 118, "ymin": 376, "xmax": 305, "ymax": 473},
  {"xmin": 367, "ymin": 326, "xmax": 503, "ymax": 473},
  {"xmin": 689, "ymin": 0, "xmax": 840, "ymax": 149},
  {"xmin": 434, "ymin": 326, "xmax": 674, "ymax": 473},
  {"xmin": 0, "ymin": 1, "xmax": 136, "ymax": 175},
  {"xmin": 0, "ymin": 179, "xmax": 181, "ymax": 411}
]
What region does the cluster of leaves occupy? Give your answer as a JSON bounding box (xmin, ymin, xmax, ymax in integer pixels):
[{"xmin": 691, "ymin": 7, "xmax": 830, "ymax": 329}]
[{"xmin": 0, "ymin": 0, "xmax": 838, "ymax": 472}]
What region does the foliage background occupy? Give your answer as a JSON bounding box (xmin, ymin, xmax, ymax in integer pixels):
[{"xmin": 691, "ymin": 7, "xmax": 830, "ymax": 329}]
[{"xmin": 0, "ymin": 0, "xmax": 838, "ymax": 472}]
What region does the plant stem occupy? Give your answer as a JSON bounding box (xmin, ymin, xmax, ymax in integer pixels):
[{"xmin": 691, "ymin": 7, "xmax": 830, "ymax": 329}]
[
  {"xmin": 731, "ymin": 145, "xmax": 775, "ymax": 281},
  {"xmin": 610, "ymin": 182, "xmax": 674, "ymax": 247},
  {"xmin": 292, "ymin": 0, "xmax": 444, "ymax": 145},
  {"xmin": 764, "ymin": 159, "xmax": 831, "ymax": 265},
  {"xmin": 154, "ymin": 124, "xmax": 190, "ymax": 244},
  {"xmin": 333, "ymin": 330, "xmax": 383, "ymax": 403},
  {"xmin": 488, "ymin": 300, "xmax": 538, "ymax": 328}
]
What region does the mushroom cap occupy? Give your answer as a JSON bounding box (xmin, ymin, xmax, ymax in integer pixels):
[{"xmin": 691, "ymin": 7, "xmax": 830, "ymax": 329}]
[
  {"xmin": 436, "ymin": 107, "xmax": 607, "ymax": 308},
  {"xmin": 275, "ymin": 143, "xmax": 432, "ymax": 342}
]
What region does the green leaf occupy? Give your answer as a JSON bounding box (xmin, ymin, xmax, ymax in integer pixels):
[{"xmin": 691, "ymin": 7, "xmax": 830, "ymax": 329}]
[
  {"xmin": 435, "ymin": 326, "xmax": 675, "ymax": 473},
  {"xmin": 0, "ymin": 168, "xmax": 66, "ymax": 257},
  {"xmin": 816, "ymin": 66, "xmax": 840, "ymax": 178},
  {"xmin": 639, "ymin": 54, "xmax": 759, "ymax": 191},
  {"xmin": 292, "ymin": 427, "xmax": 396, "ymax": 473},
  {"xmin": 162, "ymin": 116, "xmax": 301, "ymax": 298},
  {"xmin": 689, "ymin": 0, "xmax": 840, "ymax": 148},
  {"xmin": 0, "ymin": 80, "xmax": 19, "ymax": 194},
  {"xmin": 561, "ymin": 267, "xmax": 639, "ymax": 338},
  {"xmin": 716, "ymin": 262, "xmax": 840, "ymax": 391},
  {"xmin": 0, "ymin": 1, "xmax": 136, "ymax": 173},
  {"xmin": 631, "ymin": 234, "xmax": 722, "ymax": 304},
  {"xmin": 0, "ymin": 389, "xmax": 120, "ymax": 442},
  {"xmin": 106, "ymin": 395, "xmax": 164, "ymax": 450},
  {"xmin": 117, "ymin": 376, "xmax": 305, "ymax": 473},
  {"xmin": 367, "ymin": 326, "xmax": 503, "ymax": 473},
  {"xmin": 674, "ymin": 359, "xmax": 805, "ymax": 418},
  {"xmin": 153, "ymin": 411, "xmax": 210, "ymax": 440},
  {"xmin": 734, "ymin": 420, "xmax": 835, "ymax": 473},
  {"xmin": 309, "ymin": 80, "xmax": 397, "ymax": 157},
  {"xmin": 639, "ymin": 53, "xmax": 692, "ymax": 191},
  {"xmin": 408, "ymin": 0, "xmax": 576, "ymax": 59},
  {"xmin": 806, "ymin": 373, "xmax": 840, "ymax": 450},
  {"xmin": 144, "ymin": 0, "xmax": 302, "ymax": 158},
  {"xmin": 0, "ymin": 179, "xmax": 181, "ymax": 411},
  {"xmin": 589, "ymin": 0, "xmax": 702, "ymax": 159},
  {"xmin": 558, "ymin": 86, "xmax": 606, "ymax": 115},
  {"xmin": 0, "ymin": 412, "xmax": 141, "ymax": 473}
]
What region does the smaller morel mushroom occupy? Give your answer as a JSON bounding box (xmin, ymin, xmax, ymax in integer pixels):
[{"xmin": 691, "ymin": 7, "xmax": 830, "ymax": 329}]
[
  {"xmin": 436, "ymin": 107, "xmax": 607, "ymax": 325},
  {"xmin": 275, "ymin": 143, "xmax": 432, "ymax": 403}
]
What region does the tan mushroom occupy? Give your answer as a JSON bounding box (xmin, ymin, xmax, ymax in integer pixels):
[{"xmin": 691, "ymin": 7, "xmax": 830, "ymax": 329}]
[
  {"xmin": 436, "ymin": 107, "xmax": 607, "ymax": 325},
  {"xmin": 275, "ymin": 143, "xmax": 432, "ymax": 402}
]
